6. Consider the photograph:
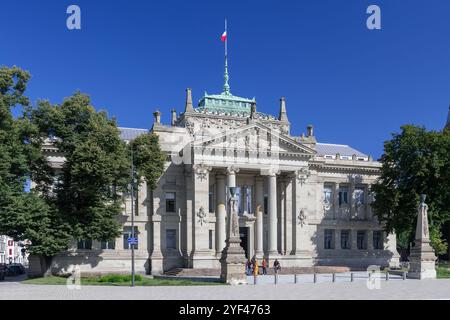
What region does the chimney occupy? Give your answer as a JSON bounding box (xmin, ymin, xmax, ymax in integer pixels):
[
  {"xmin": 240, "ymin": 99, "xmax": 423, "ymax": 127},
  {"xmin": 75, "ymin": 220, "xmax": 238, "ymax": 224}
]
[
  {"xmin": 185, "ymin": 88, "xmax": 193, "ymax": 113},
  {"xmin": 171, "ymin": 109, "xmax": 177, "ymax": 126},
  {"xmin": 250, "ymin": 102, "xmax": 256, "ymax": 119},
  {"xmin": 307, "ymin": 125, "xmax": 314, "ymax": 137},
  {"xmin": 278, "ymin": 97, "xmax": 288, "ymax": 122},
  {"xmin": 153, "ymin": 110, "xmax": 161, "ymax": 124}
]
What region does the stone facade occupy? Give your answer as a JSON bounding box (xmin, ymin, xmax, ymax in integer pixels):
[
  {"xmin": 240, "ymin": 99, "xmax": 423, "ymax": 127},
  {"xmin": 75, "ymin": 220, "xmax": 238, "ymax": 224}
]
[{"xmin": 43, "ymin": 84, "xmax": 400, "ymax": 276}]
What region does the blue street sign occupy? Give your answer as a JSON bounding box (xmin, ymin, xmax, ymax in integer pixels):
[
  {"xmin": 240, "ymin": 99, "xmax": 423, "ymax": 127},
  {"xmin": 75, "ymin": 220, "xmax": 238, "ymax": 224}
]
[{"xmin": 127, "ymin": 237, "xmax": 137, "ymax": 245}]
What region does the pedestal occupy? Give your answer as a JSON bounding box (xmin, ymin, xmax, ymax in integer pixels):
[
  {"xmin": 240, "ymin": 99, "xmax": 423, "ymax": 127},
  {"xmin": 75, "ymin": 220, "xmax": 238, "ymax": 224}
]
[
  {"xmin": 407, "ymin": 242, "xmax": 437, "ymax": 279},
  {"xmin": 220, "ymin": 187, "xmax": 248, "ymax": 285},
  {"xmin": 219, "ymin": 237, "xmax": 248, "ymax": 285}
]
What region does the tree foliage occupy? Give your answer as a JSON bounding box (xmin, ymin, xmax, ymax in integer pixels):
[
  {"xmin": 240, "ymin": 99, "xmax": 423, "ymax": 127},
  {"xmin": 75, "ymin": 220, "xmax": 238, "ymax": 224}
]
[
  {"xmin": 1, "ymin": 65, "xmax": 166, "ymax": 259},
  {"xmin": 0, "ymin": 66, "xmax": 70, "ymax": 256},
  {"xmin": 30, "ymin": 93, "xmax": 130, "ymax": 242},
  {"xmin": 130, "ymin": 132, "xmax": 165, "ymax": 190},
  {"xmin": 371, "ymin": 125, "xmax": 450, "ymax": 255}
]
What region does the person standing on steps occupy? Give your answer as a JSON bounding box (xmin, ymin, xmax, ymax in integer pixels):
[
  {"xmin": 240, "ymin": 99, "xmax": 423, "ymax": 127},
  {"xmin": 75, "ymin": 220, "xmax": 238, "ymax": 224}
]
[
  {"xmin": 273, "ymin": 259, "xmax": 281, "ymax": 274},
  {"xmin": 261, "ymin": 257, "xmax": 267, "ymax": 275}
]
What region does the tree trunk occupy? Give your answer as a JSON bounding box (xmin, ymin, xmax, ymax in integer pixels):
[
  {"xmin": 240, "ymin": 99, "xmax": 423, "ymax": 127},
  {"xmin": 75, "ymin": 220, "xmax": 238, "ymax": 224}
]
[{"xmin": 27, "ymin": 255, "xmax": 53, "ymax": 277}]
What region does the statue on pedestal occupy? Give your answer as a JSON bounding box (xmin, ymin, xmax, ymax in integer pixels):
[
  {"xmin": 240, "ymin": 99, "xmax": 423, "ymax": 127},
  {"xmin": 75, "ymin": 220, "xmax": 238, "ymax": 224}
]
[
  {"xmin": 219, "ymin": 186, "xmax": 248, "ymax": 285},
  {"xmin": 407, "ymin": 194, "xmax": 437, "ymax": 279}
]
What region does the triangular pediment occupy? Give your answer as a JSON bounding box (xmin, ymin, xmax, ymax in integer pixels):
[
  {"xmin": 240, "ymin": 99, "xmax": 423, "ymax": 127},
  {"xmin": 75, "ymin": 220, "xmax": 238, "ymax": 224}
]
[{"xmin": 192, "ymin": 121, "xmax": 316, "ymax": 157}]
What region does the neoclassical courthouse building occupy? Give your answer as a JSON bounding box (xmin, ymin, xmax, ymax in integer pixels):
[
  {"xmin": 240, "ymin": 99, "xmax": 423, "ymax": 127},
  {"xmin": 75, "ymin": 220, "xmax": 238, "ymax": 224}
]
[{"xmin": 43, "ymin": 68, "xmax": 402, "ymax": 275}]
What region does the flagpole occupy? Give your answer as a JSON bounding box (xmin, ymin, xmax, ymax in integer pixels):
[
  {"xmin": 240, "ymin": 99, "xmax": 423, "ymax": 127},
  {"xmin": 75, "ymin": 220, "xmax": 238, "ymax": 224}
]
[{"xmin": 225, "ymin": 19, "xmax": 227, "ymax": 58}]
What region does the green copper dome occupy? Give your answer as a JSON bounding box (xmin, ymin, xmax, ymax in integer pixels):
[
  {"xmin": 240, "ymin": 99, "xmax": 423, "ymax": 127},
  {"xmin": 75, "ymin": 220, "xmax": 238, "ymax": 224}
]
[{"xmin": 196, "ymin": 92, "xmax": 256, "ymax": 115}]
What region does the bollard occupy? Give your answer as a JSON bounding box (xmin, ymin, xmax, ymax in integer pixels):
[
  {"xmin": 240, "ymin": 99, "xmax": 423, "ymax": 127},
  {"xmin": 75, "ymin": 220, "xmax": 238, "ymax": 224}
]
[
  {"xmin": 294, "ymin": 274, "xmax": 298, "ymax": 284},
  {"xmin": 274, "ymin": 274, "xmax": 278, "ymax": 285},
  {"xmin": 313, "ymin": 273, "xmax": 317, "ymax": 283},
  {"xmin": 254, "ymin": 275, "xmax": 257, "ymax": 285},
  {"xmin": 385, "ymin": 272, "xmax": 389, "ymax": 281},
  {"xmin": 350, "ymin": 272, "xmax": 354, "ymax": 282},
  {"xmin": 403, "ymin": 272, "xmax": 406, "ymax": 280},
  {"xmin": 368, "ymin": 272, "xmax": 372, "ymax": 281},
  {"xmin": 332, "ymin": 273, "xmax": 336, "ymax": 283}
]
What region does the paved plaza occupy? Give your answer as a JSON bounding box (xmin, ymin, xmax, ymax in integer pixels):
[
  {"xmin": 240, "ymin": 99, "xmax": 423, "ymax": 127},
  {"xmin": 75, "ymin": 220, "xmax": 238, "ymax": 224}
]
[{"xmin": 1, "ymin": 272, "xmax": 450, "ymax": 300}]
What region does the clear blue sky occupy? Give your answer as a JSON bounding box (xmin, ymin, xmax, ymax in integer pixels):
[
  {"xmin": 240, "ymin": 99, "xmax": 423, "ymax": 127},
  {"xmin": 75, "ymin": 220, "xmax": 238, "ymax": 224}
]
[{"xmin": 1, "ymin": 0, "xmax": 449, "ymax": 159}]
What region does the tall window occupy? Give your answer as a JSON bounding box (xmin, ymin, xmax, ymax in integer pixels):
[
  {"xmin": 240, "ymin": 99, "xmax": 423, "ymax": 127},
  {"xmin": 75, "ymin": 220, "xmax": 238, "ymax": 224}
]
[
  {"xmin": 264, "ymin": 194, "xmax": 268, "ymax": 215},
  {"xmin": 238, "ymin": 185, "xmax": 253, "ymax": 214},
  {"xmin": 166, "ymin": 229, "xmax": 177, "ymax": 250},
  {"xmin": 123, "ymin": 226, "xmax": 139, "ymax": 250},
  {"xmin": 101, "ymin": 240, "xmax": 115, "ymax": 250},
  {"xmin": 323, "ymin": 185, "xmax": 333, "ymax": 204},
  {"xmin": 209, "ymin": 230, "xmax": 213, "ymax": 250},
  {"xmin": 165, "ymin": 192, "xmax": 176, "ymax": 213},
  {"xmin": 341, "ymin": 230, "xmax": 351, "ymax": 249},
  {"xmin": 357, "ymin": 231, "xmax": 367, "ymax": 250},
  {"xmin": 208, "ymin": 188, "xmax": 215, "ymax": 213},
  {"xmin": 324, "ymin": 229, "xmax": 335, "ymax": 249},
  {"xmin": 77, "ymin": 239, "xmax": 92, "ymax": 250},
  {"xmin": 373, "ymin": 231, "xmax": 383, "ymax": 250},
  {"xmin": 354, "ymin": 187, "xmax": 365, "ymax": 205},
  {"xmin": 339, "ymin": 186, "xmax": 349, "ymax": 205}
]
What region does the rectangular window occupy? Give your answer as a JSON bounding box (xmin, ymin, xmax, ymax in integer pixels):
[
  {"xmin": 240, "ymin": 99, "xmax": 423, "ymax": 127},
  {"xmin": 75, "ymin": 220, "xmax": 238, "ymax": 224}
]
[
  {"xmin": 354, "ymin": 187, "xmax": 365, "ymax": 205},
  {"xmin": 165, "ymin": 192, "xmax": 176, "ymax": 213},
  {"xmin": 373, "ymin": 231, "xmax": 383, "ymax": 250},
  {"xmin": 166, "ymin": 229, "xmax": 176, "ymax": 250},
  {"xmin": 357, "ymin": 231, "xmax": 367, "ymax": 250},
  {"xmin": 123, "ymin": 226, "xmax": 139, "ymax": 250},
  {"xmin": 339, "ymin": 186, "xmax": 349, "ymax": 205},
  {"xmin": 341, "ymin": 230, "xmax": 351, "ymax": 249},
  {"xmin": 101, "ymin": 240, "xmax": 115, "ymax": 250},
  {"xmin": 209, "ymin": 188, "xmax": 215, "ymax": 213},
  {"xmin": 209, "ymin": 230, "xmax": 213, "ymax": 250},
  {"xmin": 77, "ymin": 239, "xmax": 92, "ymax": 250},
  {"xmin": 324, "ymin": 229, "xmax": 335, "ymax": 249},
  {"xmin": 323, "ymin": 184, "xmax": 333, "ymax": 208},
  {"xmin": 264, "ymin": 195, "xmax": 268, "ymax": 215}
]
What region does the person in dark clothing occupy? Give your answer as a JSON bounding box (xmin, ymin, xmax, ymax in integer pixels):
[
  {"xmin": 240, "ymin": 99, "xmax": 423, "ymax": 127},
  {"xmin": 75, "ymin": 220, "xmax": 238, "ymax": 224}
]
[{"xmin": 273, "ymin": 259, "xmax": 281, "ymax": 274}]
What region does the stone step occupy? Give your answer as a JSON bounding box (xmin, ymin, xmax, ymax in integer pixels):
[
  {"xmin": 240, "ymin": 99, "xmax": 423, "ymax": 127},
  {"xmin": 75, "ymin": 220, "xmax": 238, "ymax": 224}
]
[{"xmin": 163, "ymin": 266, "xmax": 351, "ymax": 277}]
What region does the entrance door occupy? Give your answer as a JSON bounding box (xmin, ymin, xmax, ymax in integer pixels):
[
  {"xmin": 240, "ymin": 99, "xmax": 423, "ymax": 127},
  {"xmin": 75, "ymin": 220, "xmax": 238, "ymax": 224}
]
[{"xmin": 239, "ymin": 227, "xmax": 248, "ymax": 259}]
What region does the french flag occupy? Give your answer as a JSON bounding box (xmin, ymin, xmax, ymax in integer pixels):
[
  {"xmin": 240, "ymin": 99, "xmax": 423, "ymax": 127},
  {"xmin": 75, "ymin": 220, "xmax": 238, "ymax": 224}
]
[{"xmin": 221, "ymin": 30, "xmax": 227, "ymax": 42}]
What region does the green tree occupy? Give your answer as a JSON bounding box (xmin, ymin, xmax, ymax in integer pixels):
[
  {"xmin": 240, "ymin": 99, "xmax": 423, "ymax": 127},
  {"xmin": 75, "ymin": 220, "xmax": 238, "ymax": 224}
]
[
  {"xmin": 371, "ymin": 125, "xmax": 450, "ymax": 255},
  {"xmin": 1, "ymin": 66, "xmax": 166, "ymax": 275},
  {"xmin": 130, "ymin": 132, "xmax": 165, "ymax": 190},
  {"xmin": 0, "ymin": 66, "xmax": 70, "ymax": 259},
  {"xmin": 31, "ymin": 92, "xmax": 130, "ymax": 243}
]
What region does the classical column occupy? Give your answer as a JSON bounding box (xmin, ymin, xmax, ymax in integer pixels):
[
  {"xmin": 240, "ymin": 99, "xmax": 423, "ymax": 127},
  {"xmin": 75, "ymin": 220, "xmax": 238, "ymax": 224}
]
[
  {"xmin": 184, "ymin": 170, "xmax": 194, "ymax": 267},
  {"xmin": 332, "ymin": 183, "xmax": 339, "ymax": 219},
  {"xmin": 278, "ymin": 179, "xmax": 285, "ymax": 254},
  {"xmin": 268, "ymin": 171, "xmax": 278, "ymax": 255},
  {"xmin": 349, "ymin": 178, "xmax": 355, "ymax": 217},
  {"xmin": 284, "ymin": 176, "xmax": 293, "ymax": 255},
  {"xmin": 216, "ymin": 174, "xmax": 227, "ymax": 255},
  {"xmin": 150, "ymin": 214, "xmax": 163, "ymax": 274},
  {"xmin": 367, "ymin": 230, "xmax": 374, "ymax": 251},
  {"xmin": 191, "ymin": 163, "xmax": 212, "ymax": 267},
  {"xmin": 254, "ymin": 177, "xmax": 264, "ymax": 257}
]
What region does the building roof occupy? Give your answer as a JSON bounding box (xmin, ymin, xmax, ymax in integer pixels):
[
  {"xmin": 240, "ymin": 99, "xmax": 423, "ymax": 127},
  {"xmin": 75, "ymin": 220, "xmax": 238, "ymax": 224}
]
[
  {"xmin": 315, "ymin": 143, "xmax": 368, "ymax": 158},
  {"xmin": 119, "ymin": 127, "xmax": 369, "ymax": 159},
  {"xmin": 118, "ymin": 127, "xmax": 148, "ymax": 141}
]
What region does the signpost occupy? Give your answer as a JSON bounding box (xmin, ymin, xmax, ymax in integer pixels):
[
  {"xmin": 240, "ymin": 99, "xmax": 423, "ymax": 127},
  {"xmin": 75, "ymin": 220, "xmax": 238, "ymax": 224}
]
[{"xmin": 130, "ymin": 147, "xmax": 135, "ymax": 287}]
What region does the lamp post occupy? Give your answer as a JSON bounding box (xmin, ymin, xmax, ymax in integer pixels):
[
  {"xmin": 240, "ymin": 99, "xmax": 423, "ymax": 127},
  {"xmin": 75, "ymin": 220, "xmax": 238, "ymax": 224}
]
[{"xmin": 130, "ymin": 146, "xmax": 135, "ymax": 287}]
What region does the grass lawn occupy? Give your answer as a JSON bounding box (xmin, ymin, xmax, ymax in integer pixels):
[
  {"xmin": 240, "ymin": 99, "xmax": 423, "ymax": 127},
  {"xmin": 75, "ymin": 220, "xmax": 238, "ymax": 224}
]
[
  {"xmin": 21, "ymin": 274, "xmax": 224, "ymax": 286},
  {"xmin": 437, "ymin": 262, "xmax": 450, "ymax": 279}
]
